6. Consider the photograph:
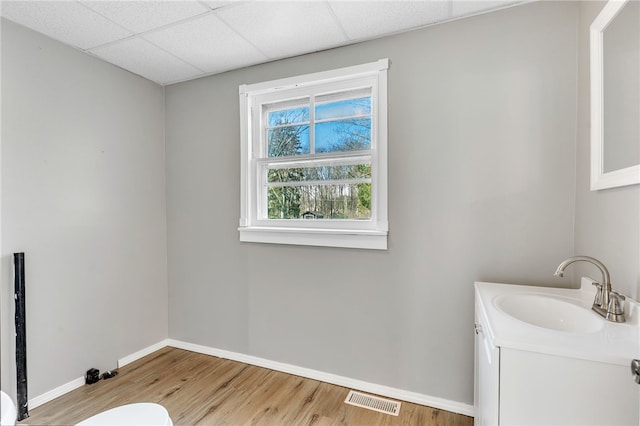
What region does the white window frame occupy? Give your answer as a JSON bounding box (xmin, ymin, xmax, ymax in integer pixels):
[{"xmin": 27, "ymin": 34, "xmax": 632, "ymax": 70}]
[{"xmin": 238, "ymin": 59, "xmax": 389, "ymax": 250}]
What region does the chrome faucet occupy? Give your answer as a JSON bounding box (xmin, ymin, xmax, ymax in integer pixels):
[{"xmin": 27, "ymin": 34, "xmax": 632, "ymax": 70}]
[{"xmin": 554, "ymin": 256, "xmax": 625, "ymax": 323}]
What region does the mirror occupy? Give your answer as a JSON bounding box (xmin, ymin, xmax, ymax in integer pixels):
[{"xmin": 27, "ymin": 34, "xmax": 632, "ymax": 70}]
[{"xmin": 590, "ymin": 0, "xmax": 640, "ymax": 190}]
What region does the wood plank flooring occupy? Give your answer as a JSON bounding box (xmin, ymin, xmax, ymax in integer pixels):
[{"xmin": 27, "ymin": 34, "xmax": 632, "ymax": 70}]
[{"xmin": 20, "ymin": 347, "xmax": 473, "ymax": 426}]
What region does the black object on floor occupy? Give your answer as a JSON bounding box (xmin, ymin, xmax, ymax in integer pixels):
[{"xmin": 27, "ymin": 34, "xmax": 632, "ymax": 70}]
[
  {"xmin": 86, "ymin": 368, "xmax": 100, "ymax": 385},
  {"xmin": 101, "ymin": 370, "xmax": 118, "ymax": 380},
  {"xmin": 14, "ymin": 252, "xmax": 29, "ymax": 421}
]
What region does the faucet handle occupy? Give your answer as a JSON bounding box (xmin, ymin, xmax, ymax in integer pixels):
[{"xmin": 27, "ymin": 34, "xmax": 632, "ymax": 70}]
[
  {"xmin": 610, "ymin": 290, "xmax": 626, "ymax": 301},
  {"xmin": 592, "ymin": 282, "xmax": 604, "ymax": 308},
  {"xmin": 606, "ymin": 290, "xmax": 626, "ymax": 322}
]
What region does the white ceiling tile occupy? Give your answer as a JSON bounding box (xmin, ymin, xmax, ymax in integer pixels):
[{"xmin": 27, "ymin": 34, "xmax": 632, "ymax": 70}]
[
  {"xmin": 0, "ymin": 1, "xmax": 132, "ymax": 50},
  {"xmin": 451, "ymin": 1, "xmax": 520, "ymax": 17},
  {"xmin": 201, "ymin": 1, "xmax": 235, "ymax": 11},
  {"xmin": 216, "ymin": 1, "xmax": 348, "ymax": 59},
  {"xmin": 328, "ymin": 1, "xmax": 450, "ymax": 41},
  {"xmin": 144, "ymin": 13, "xmax": 268, "ymax": 74},
  {"xmin": 89, "ymin": 37, "xmax": 203, "ymax": 85},
  {"xmin": 81, "ymin": 1, "xmax": 209, "ymax": 34},
  {"xmin": 1, "ymin": 0, "xmax": 528, "ymax": 85}
]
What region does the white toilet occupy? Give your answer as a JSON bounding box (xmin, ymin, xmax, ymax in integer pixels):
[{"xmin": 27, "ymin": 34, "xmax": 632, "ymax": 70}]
[
  {"xmin": 0, "ymin": 392, "xmax": 172, "ymax": 426},
  {"xmin": 0, "ymin": 391, "xmax": 17, "ymax": 426},
  {"xmin": 76, "ymin": 403, "xmax": 173, "ymax": 426}
]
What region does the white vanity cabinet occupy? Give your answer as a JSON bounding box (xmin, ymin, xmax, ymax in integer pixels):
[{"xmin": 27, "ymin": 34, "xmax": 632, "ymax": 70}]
[
  {"xmin": 474, "ymin": 282, "xmax": 639, "ymax": 426},
  {"xmin": 474, "ymin": 302, "xmax": 499, "ymax": 425}
]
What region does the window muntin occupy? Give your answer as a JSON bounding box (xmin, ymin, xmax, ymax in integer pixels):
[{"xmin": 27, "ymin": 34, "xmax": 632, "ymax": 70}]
[
  {"xmin": 239, "ymin": 59, "xmax": 388, "ymax": 249},
  {"xmin": 264, "ymin": 91, "xmax": 372, "ymax": 158},
  {"xmin": 263, "ymin": 160, "xmax": 372, "ymax": 220},
  {"xmin": 266, "ymin": 163, "xmax": 371, "ymax": 183},
  {"xmin": 265, "ymin": 99, "xmax": 310, "ymax": 157},
  {"xmin": 315, "ymin": 91, "xmax": 371, "ymax": 153},
  {"xmin": 259, "ymin": 89, "xmax": 373, "ymax": 222}
]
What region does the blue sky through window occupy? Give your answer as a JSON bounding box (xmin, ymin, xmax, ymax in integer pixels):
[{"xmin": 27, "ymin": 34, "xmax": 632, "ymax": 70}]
[
  {"xmin": 267, "ymin": 96, "xmax": 371, "ymax": 157},
  {"xmin": 315, "ymin": 96, "xmax": 371, "ymax": 121},
  {"xmin": 315, "ymin": 119, "xmax": 371, "ymax": 153},
  {"xmin": 268, "ymin": 106, "xmax": 309, "ymax": 126}
]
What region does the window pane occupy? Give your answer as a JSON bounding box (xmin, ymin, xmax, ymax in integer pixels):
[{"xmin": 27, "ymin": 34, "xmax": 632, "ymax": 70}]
[
  {"xmin": 267, "ymin": 163, "xmax": 371, "ymax": 183},
  {"xmin": 267, "ymin": 186, "xmax": 302, "ymax": 219},
  {"xmin": 268, "ymin": 106, "xmax": 309, "ymax": 126},
  {"xmin": 315, "ymin": 118, "xmax": 371, "ymax": 153},
  {"xmin": 315, "ymin": 96, "xmax": 371, "ymax": 121},
  {"xmin": 268, "ymin": 125, "xmax": 310, "ymax": 157},
  {"xmin": 267, "ymin": 183, "xmax": 372, "ymax": 220}
]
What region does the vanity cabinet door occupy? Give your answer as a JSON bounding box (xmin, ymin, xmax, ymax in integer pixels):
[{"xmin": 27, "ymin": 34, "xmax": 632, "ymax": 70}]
[
  {"xmin": 499, "ymin": 348, "xmax": 638, "ymax": 425},
  {"xmin": 474, "ymin": 317, "xmax": 500, "ymax": 426}
]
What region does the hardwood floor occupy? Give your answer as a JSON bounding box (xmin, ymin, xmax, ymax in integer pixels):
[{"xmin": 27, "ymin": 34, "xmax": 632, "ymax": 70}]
[{"xmin": 20, "ymin": 347, "xmax": 473, "ymax": 425}]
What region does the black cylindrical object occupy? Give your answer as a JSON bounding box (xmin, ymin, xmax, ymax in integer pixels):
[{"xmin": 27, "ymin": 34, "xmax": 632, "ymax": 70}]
[{"xmin": 14, "ymin": 252, "xmax": 29, "ymax": 421}]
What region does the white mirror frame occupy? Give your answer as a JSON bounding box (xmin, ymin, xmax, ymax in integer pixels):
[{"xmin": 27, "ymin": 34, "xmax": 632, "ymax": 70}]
[{"xmin": 590, "ymin": 0, "xmax": 640, "ymax": 190}]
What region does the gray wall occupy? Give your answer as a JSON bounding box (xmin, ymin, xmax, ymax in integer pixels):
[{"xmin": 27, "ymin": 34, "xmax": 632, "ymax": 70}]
[
  {"xmin": 166, "ymin": 1, "xmax": 579, "ymax": 405},
  {"xmin": 1, "ymin": 19, "xmax": 168, "ymax": 399},
  {"xmin": 575, "ymin": 1, "xmax": 640, "ymax": 299},
  {"xmin": 4, "ymin": 0, "xmax": 633, "ymax": 412}
]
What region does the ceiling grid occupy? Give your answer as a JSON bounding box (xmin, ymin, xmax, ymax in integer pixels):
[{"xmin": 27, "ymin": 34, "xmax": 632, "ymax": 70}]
[{"xmin": 0, "ymin": 0, "xmax": 525, "ymax": 85}]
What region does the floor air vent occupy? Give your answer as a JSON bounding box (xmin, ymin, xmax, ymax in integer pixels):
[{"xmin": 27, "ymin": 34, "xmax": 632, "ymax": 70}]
[{"xmin": 344, "ymin": 390, "xmax": 401, "ymax": 416}]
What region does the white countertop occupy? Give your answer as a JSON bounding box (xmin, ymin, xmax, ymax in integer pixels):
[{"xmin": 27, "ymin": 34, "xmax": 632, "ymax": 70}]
[{"xmin": 475, "ymin": 278, "xmax": 640, "ymax": 366}]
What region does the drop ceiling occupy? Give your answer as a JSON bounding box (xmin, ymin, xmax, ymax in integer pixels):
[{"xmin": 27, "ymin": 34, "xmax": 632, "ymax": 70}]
[{"xmin": 1, "ymin": 1, "xmax": 526, "ymax": 86}]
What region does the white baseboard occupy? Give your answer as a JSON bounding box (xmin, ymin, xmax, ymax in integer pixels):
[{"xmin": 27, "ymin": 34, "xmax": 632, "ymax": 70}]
[
  {"xmin": 27, "ymin": 339, "xmax": 474, "ymax": 418},
  {"xmin": 118, "ymin": 339, "xmax": 170, "ymax": 368},
  {"xmin": 27, "ymin": 340, "xmax": 170, "ymax": 410},
  {"xmin": 29, "ymin": 376, "xmax": 85, "ymax": 410},
  {"xmin": 167, "ymin": 339, "xmax": 474, "ymax": 417}
]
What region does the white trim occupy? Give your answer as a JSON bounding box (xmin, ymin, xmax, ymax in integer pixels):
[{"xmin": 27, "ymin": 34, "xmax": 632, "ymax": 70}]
[
  {"xmin": 27, "ymin": 340, "xmax": 170, "ymax": 410},
  {"xmin": 28, "ymin": 376, "xmax": 85, "ymax": 409},
  {"xmin": 239, "ymin": 59, "xmax": 389, "ymax": 95},
  {"xmin": 239, "ymin": 60, "xmax": 389, "ymax": 249},
  {"xmin": 590, "ymin": 164, "xmax": 640, "ymax": 191},
  {"xmin": 167, "ymin": 339, "xmax": 474, "ymax": 417},
  {"xmin": 118, "ymin": 339, "xmax": 170, "ymax": 368},
  {"xmin": 590, "ymin": 0, "xmax": 640, "ymax": 190},
  {"xmin": 239, "ymin": 226, "xmax": 387, "ymax": 250},
  {"xmin": 239, "ymin": 88, "xmax": 250, "ymax": 228},
  {"xmin": 376, "ymin": 60, "xmax": 389, "ymax": 227}
]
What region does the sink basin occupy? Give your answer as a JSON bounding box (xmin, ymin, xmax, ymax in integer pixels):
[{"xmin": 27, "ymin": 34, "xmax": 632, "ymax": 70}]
[{"xmin": 494, "ymin": 293, "xmax": 603, "ymax": 333}]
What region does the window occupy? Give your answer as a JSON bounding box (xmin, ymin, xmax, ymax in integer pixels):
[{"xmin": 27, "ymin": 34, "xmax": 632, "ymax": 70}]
[{"xmin": 239, "ymin": 59, "xmax": 388, "ymax": 250}]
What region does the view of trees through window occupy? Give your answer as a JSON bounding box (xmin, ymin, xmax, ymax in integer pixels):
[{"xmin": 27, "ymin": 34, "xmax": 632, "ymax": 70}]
[{"xmin": 264, "ymin": 94, "xmax": 372, "ymax": 220}]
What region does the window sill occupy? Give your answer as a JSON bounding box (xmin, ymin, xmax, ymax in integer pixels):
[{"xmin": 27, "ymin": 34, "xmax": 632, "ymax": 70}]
[{"xmin": 238, "ymin": 226, "xmax": 387, "ymax": 250}]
